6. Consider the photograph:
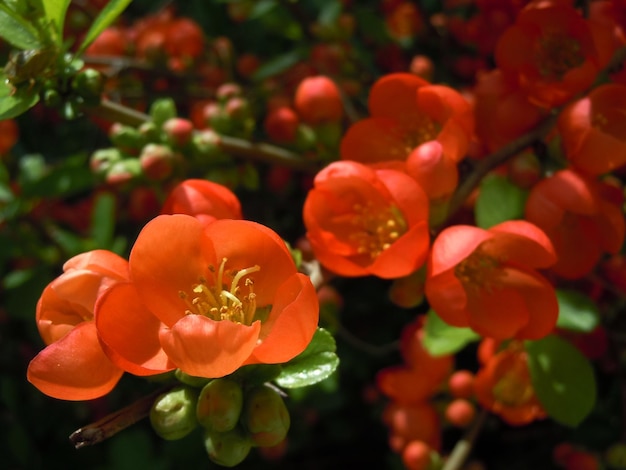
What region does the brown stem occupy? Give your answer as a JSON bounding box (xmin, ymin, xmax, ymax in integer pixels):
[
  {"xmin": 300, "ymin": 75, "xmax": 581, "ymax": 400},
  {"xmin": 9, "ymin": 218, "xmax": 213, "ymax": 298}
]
[
  {"xmin": 69, "ymin": 386, "xmax": 172, "ymax": 449},
  {"xmin": 442, "ymin": 408, "xmax": 489, "ymax": 470}
]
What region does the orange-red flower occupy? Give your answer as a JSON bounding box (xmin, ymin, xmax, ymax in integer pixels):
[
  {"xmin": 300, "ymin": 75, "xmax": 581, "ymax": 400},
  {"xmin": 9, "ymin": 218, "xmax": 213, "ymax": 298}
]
[
  {"xmin": 524, "ymin": 169, "xmax": 625, "ymax": 279},
  {"xmin": 340, "ymin": 73, "xmax": 474, "ymax": 164},
  {"xmin": 160, "ymin": 179, "xmax": 243, "ymax": 225},
  {"xmin": 558, "ymin": 83, "xmax": 626, "ymax": 175},
  {"xmin": 96, "ymin": 215, "xmax": 319, "ymax": 378},
  {"xmin": 474, "ymin": 341, "xmax": 547, "ymax": 426},
  {"xmin": 495, "ymin": 0, "xmax": 613, "ymax": 108},
  {"xmin": 425, "ymin": 220, "xmax": 558, "ymax": 340},
  {"xmin": 303, "ymin": 160, "xmax": 430, "ymax": 279},
  {"xmin": 27, "ymin": 250, "xmax": 129, "ymax": 400}
]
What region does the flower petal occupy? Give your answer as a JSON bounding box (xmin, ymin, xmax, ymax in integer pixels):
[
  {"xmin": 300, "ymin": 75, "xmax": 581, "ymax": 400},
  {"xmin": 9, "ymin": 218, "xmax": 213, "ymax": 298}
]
[
  {"xmin": 160, "ymin": 315, "xmax": 261, "ymax": 378},
  {"xmin": 27, "ymin": 322, "xmax": 123, "ymax": 400},
  {"xmin": 96, "ymin": 282, "xmax": 175, "ymax": 376},
  {"xmin": 247, "ymin": 273, "xmax": 319, "ymax": 364}
]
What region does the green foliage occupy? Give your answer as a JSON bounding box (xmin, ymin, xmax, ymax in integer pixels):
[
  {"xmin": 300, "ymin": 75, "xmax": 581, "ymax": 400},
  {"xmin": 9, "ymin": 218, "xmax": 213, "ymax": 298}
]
[
  {"xmin": 75, "ymin": 0, "xmax": 133, "ymax": 55},
  {"xmin": 0, "ymin": 79, "xmax": 40, "ymax": 119},
  {"xmin": 0, "ymin": 3, "xmax": 42, "ymax": 49},
  {"xmin": 556, "ymin": 289, "xmax": 600, "ymax": 333},
  {"xmin": 422, "ymin": 309, "xmax": 480, "ymax": 356},
  {"xmin": 475, "ymin": 173, "xmax": 528, "ymax": 229},
  {"xmin": 526, "ymin": 335, "xmax": 597, "ymax": 427},
  {"xmin": 275, "ymin": 328, "xmax": 339, "ymax": 388},
  {"xmin": 40, "ymin": 0, "xmax": 71, "ymax": 46}
]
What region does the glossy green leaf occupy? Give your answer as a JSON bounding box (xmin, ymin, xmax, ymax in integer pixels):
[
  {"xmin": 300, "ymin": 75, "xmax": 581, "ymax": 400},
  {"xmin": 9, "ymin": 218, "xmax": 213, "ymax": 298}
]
[
  {"xmin": 0, "ymin": 3, "xmax": 42, "ymax": 49},
  {"xmin": 475, "ymin": 173, "xmax": 528, "ymax": 229},
  {"xmin": 275, "ymin": 328, "xmax": 339, "ymax": 389},
  {"xmin": 526, "ymin": 335, "xmax": 596, "ymax": 427},
  {"xmin": 75, "ymin": 0, "xmax": 132, "ymax": 56},
  {"xmin": 41, "ymin": 0, "xmax": 71, "ymax": 45},
  {"xmin": 0, "ymin": 79, "xmax": 40, "ymax": 119},
  {"xmin": 556, "ymin": 289, "xmax": 600, "ymax": 333},
  {"xmin": 251, "ymin": 49, "xmax": 304, "ymax": 82},
  {"xmin": 422, "ymin": 309, "xmax": 480, "ymax": 356}
]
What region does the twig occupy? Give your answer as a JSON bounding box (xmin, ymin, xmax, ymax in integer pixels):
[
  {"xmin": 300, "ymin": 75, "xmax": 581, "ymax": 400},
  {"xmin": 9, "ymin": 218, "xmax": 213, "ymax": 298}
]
[
  {"xmin": 69, "ymin": 386, "xmax": 172, "ymax": 449},
  {"xmin": 442, "ymin": 408, "xmax": 489, "ymax": 470}
]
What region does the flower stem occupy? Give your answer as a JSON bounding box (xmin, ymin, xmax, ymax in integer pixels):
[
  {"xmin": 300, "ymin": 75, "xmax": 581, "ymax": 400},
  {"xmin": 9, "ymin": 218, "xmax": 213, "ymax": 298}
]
[
  {"xmin": 69, "ymin": 386, "xmax": 173, "ymax": 449},
  {"xmin": 442, "ymin": 407, "xmax": 489, "ymax": 470}
]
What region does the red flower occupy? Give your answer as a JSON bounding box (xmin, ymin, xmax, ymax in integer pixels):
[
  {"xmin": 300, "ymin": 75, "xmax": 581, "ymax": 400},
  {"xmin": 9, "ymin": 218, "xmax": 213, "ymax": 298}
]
[
  {"xmin": 303, "ymin": 160, "xmax": 430, "ymax": 279},
  {"xmin": 340, "ymin": 73, "xmax": 474, "ymax": 164},
  {"xmin": 425, "ymin": 220, "xmax": 558, "ymax": 339},
  {"xmin": 524, "ymin": 169, "xmax": 625, "ymax": 279},
  {"xmin": 495, "ymin": 0, "xmax": 613, "ymax": 108},
  {"xmin": 160, "ymin": 179, "xmax": 243, "ymax": 225},
  {"xmin": 27, "ymin": 250, "xmax": 129, "ymax": 400},
  {"xmin": 558, "ymin": 84, "xmax": 626, "ymax": 175},
  {"xmin": 96, "ymin": 215, "xmax": 319, "ymax": 378},
  {"xmin": 474, "ymin": 341, "xmax": 547, "ymax": 426}
]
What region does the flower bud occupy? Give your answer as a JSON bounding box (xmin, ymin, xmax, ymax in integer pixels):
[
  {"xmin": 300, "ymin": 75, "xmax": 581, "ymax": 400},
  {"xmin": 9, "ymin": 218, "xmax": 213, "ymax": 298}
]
[
  {"xmin": 190, "ymin": 129, "xmax": 224, "ymax": 161},
  {"xmin": 150, "ymin": 385, "xmax": 199, "ymax": 440},
  {"xmin": 294, "ymin": 75, "xmax": 344, "ymax": 125},
  {"xmin": 175, "ymin": 369, "xmax": 211, "ymax": 388},
  {"xmin": 149, "ymin": 98, "xmax": 177, "ymax": 127},
  {"xmin": 105, "ymin": 158, "xmax": 141, "ymax": 186},
  {"xmin": 162, "ymin": 117, "xmax": 194, "ymax": 148},
  {"xmin": 204, "ymin": 426, "xmax": 252, "ymax": 467},
  {"xmin": 216, "ymin": 83, "xmax": 242, "ymax": 103},
  {"xmin": 139, "ymin": 143, "xmax": 177, "ymax": 180},
  {"xmin": 264, "ymin": 106, "xmax": 299, "ymax": 144},
  {"xmin": 197, "ymin": 378, "xmax": 244, "ymax": 432},
  {"xmin": 138, "ymin": 121, "xmax": 161, "ymax": 143},
  {"xmin": 243, "ymin": 385, "xmax": 290, "ymax": 447},
  {"xmin": 90, "ymin": 148, "xmax": 122, "ymax": 175},
  {"xmin": 71, "ymin": 68, "xmax": 105, "ymax": 105},
  {"xmin": 109, "ymin": 123, "xmax": 145, "ymax": 154}
]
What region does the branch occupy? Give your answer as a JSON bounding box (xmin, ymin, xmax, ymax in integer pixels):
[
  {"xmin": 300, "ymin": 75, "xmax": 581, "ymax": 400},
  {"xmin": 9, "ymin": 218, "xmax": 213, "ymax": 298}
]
[
  {"xmin": 442, "ymin": 408, "xmax": 489, "ymax": 470},
  {"xmin": 69, "ymin": 386, "xmax": 172, "ymax": 449}
]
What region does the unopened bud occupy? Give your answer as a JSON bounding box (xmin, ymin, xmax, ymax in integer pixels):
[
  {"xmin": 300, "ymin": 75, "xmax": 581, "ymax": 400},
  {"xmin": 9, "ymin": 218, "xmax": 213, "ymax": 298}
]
[
  {"xmin": 71, "ymin": 68, "xmax": 105, "ymax": 104},
  {"xmin": 90, "ymin": 147, "xmax": 122, "ymax": 175},
  {"xmin": 243, "ymin": 385, "xmax": 290, "ymax": 447},
  {"xmin": 149, "ymin": 98, "xmax": 177, "ymax": 127},
  {"xmin": 197, "ymin": 378, "xmax": 243, "ymax": 432},
  {"xmin": 204, "ymin": 427, "xmax": 252, "ymax": 467},
  {"xmin": 162, "ymin": 117, "xmax": 194, "ymax": 148},
  {"xmin": 139, "ymin": 143, "xmax": 177, "ymax": 180},
  {"xmin": 190, "ymin": 129, "xmax": 223, "ymax": 161},
  {"xmin": 105, "ymin": 158, "xmax": 141, "ymax": 186},
  {"xmin": 109, "ymin": 123, "xmax": 145, "ymax": 154},
  {"xmin": 216, "ymin": 83, "xmax": 242, "ymax": 103},
  {"xmin": 150, "ymin": 386, "xmax": 199, "ymax": 441}
]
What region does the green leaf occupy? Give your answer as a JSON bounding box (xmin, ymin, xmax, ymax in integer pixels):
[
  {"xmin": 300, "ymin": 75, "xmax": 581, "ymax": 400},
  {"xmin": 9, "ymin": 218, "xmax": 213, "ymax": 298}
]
[
  {"xmin": 556, "ymin": 289, "xmax": 600, "ymax": 333},
  {"xmin": 248, "ymin": 0, "xmax": 277, "ymax": 19},
  {"xmin": 318, "ymin": 0, "xmax": 342, "ymax": 26},
  {"xmin": 275, "ymin": 328, "xmax": 339, "ymax": 389},
  {"xmin": 90, "ymin": 191, "xmax": 116, "ymax": 249},
  {"xmin": 0, "ymin": 3, "xmax": 42, "ymax": 49},
  {"xmin": 526, "ymin": 335, "xmax": 596, "ymax": 427},
  {"xmin": 475, "ymin": 173, "xmax": 528, "ymax": 229},
  {"xmin": 0, "ymin": 78, "xmax": 39, "ymax": 119},
  {"xmin": 251, "ymin": 49, "xmax": 304, "ymax": 82},
  {"xmin": 422, "ymin": 309, "xmax": 480, "ymax": 356},
  {"xmin": 75, "ymin": 0, "xmax": 132, "ymax": 56},
  {"xmin": 41, "ymin": 0, "xmax": 71, "ymax": 46}
]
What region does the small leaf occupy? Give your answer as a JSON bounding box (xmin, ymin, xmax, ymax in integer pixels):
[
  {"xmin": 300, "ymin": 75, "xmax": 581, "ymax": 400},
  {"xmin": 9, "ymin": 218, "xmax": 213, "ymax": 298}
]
[
  {"xmin": 275, "ymin": 328, "xmax": 339, "ymax": 389},
  {"xmin": 0, "ymin": 3, "xmax": 42, "ymax": 49},
  {"xmin": 318, "ymin": 0, "xmax": 342, "ymax": 26},
  {"xmin": 475, "ymin": 173, "xmax": 528, "ymax": 229},
  {"xmin": 75, "ymin": 0, "xmax": 132, "ymax": 56},
  {"xmin": 556, "ymin": 289, "xmax": 600, "ymax": 333},
  {"xmin": 422, "ymin": 309, "xmax": 480, "ymax": 356},
  {"xmin": 251, "ymin": 49, "xmax": 304, "ymax": 82},
  {"xmin": 526, "ymin": 335, "xmax": 596, "ymax": 427},
  {"xmin": 0, "ymin": 80, "xmax": 40, "ymax": 119},
  {"xmin": 41, "ymin": 0, "xmax": 72, "ymax": 46},
  {"xmin": 248, "ymin": 0, "xmax": 277, "ymax": 19},
  {"xmin": 90, "ymin": 191, "xmax": 116, "ymax": 249}
]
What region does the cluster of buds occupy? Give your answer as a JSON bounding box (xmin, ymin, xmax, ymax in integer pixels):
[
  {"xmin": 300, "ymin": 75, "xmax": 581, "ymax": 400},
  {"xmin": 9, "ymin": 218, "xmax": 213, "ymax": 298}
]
[
  {"xmin": 150, "ymin": 377, "xmax": 290, "ymax": 467},
  {"xmin": 199, "ymin": 83, "xmax": 255, "ymax": 140}
]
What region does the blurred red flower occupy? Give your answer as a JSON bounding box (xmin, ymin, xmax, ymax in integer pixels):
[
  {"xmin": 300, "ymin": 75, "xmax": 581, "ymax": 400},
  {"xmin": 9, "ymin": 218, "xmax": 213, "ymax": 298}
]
[
  {"xmin": 425, "ymin": 220, "xmax": 558, "ymax": 339},
  {"xmin": 303, "ymin": 160, "xmax": 430, "ymax": 278}
]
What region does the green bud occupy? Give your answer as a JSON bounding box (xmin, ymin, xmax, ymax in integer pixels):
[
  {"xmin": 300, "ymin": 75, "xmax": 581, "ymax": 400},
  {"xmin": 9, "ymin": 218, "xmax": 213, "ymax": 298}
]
[
  {"xmin": 149, "ymin": 98, "xmax": 177, "ymax": 127},
  {"xmin": 243, "ymin": 385, "xmax": 290, "ymax": 447},
  {"xmin": 138, "ymin": 121, "xmax": 161, "ymax": 143},
  {"xmin": 190, "ymin": 129, "xmax": 224, "ymax": 161},
  {"xmin": 204, "ymin": 427, "xmax": 252, "ymax": 467},
  {"xmin": 109, "ymin": 123, "xmax": 146, "ymax": 153},
  {"xmin": 71, "ymin": 68, "xmax": 104, "ymax": 105},
  {"xmin": 43, "ymin": 89, "xmax": 61, "ymax": 108},
  {"xmin": 90, "ymin": 147, "xmax": 122, "ymax": 175},
  {"xmin": 294, "ymin": 124, "xmax": 316, "ymax": 151},
  {"xmin": 197, "ymin": 379, "xmax": 243, "ymax": 432},
  {"xmin": 149, "ymin": 386, "xmax": 199, "ymax": 441},
  {"xmin": 175, "ymin": 369, "xmax": 211, "ymax": 388}
]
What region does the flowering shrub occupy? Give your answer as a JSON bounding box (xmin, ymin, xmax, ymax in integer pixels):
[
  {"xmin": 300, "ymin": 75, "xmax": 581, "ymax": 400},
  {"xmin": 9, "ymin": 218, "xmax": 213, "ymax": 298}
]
[{"xmin": 3, "ymin": 0, "xmax": 626, "ymax": 469}]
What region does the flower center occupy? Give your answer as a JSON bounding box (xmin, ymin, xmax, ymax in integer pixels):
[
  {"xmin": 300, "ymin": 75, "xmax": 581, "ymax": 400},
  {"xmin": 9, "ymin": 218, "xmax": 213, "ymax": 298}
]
[
  {"xmin": 350, "ymin": 202, "xmax": 407, "ymax": 259},
  {"xmin": 454, "ymin": 246, "xmax": 506, "ymax": 295},
  {"xmin": 492, "ymin": 356, "xmax": 534, "ymax": 407},
  {"xmin": 179, "ymin": 258, "xmax": 260, "ymax": 325},
  {"xmin": 535, "ymin": 32, "xmax": 584, "ymax": 80}
]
